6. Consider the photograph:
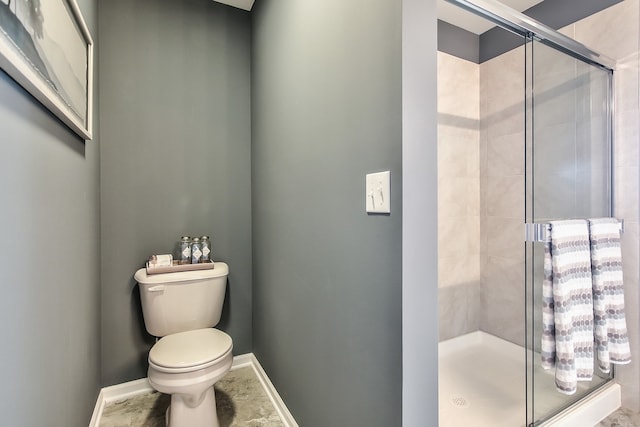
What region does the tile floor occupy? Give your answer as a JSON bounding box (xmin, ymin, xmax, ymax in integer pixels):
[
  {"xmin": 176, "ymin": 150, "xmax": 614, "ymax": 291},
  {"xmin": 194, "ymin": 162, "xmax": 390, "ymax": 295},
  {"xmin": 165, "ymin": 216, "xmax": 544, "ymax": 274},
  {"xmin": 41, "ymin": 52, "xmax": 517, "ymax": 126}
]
[
  {"xmin": 99, "ymin": 366, "xmax": 284, "ymax": 427},
  {"xmin": 597, "ymin": 407, "xmax": 640, "ymax": 427},
  {"xmin": 98, "ymin": 362, "xmax": 637, "ymax": 427}
]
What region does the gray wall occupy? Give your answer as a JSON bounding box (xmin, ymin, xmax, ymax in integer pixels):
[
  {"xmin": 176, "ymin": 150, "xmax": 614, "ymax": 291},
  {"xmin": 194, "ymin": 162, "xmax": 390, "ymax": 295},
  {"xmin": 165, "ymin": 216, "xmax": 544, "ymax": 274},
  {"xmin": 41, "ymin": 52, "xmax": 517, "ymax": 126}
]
[
  {"xmin": 251, "ymin": 0, "xmax": 403, "ymax": 425},
  {"xmin": 0, "ymin": 0, "xmax": 101, "ymax": 425},
  {"xmin": 99, "ymin": 0, "xmax": 252, "ymax": 386},
  {"xmin": 402, "ymin": 0, "xmax": 439, "ymax": 425},
  {"xmin": 438, "ymin": 20, "xmax": 479, "ymax": 63}
]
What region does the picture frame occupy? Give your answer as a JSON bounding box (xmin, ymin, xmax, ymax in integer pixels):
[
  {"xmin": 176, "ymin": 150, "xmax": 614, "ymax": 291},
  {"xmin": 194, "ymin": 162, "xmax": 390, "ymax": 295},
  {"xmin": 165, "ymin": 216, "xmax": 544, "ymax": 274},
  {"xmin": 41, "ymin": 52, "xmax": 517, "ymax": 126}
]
[{"xmin": 0, "ymin": 0, "xmax": 93, "ymax": 140}]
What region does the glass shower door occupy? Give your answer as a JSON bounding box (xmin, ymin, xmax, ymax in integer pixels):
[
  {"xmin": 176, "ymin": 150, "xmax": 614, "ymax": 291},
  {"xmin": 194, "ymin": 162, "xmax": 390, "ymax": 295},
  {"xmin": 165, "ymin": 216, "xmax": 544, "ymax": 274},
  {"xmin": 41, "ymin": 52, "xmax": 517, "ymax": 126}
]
[{"xmin": 526, "ymin": 38, "xmax": 613, "ymax": 426}]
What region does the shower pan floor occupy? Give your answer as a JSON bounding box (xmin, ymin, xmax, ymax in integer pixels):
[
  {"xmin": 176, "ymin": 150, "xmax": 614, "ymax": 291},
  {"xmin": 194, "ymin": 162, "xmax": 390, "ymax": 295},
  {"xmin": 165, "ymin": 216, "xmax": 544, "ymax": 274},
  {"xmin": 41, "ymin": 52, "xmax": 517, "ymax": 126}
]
[{"xmin": 439, "ymin": 331, "xmax": 592, "ymax": 427}]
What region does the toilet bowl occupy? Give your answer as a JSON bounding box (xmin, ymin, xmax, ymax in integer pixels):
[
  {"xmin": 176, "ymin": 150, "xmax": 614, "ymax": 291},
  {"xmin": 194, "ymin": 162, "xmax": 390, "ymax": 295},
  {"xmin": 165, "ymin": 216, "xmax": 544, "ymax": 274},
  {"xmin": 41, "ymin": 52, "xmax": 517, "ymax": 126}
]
[
  {"xmin": 147, "ymin": 329, "xmax": 233, "ymax": 427},
  {"xmin": 135, "ymin": 262, "xmax": 232, "ymax": 427}
]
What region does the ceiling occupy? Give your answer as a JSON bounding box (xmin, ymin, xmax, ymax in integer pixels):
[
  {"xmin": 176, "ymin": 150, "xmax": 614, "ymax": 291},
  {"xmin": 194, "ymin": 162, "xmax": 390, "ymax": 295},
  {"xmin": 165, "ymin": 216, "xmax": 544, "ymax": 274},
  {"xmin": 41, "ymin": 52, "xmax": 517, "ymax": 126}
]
[
  {"xmin": 437, "ymin": 0, "xmax": 543, "ymax": 34},
  {"xmin": 214, "ymin": 0, "xmax": 542, "ymax": 32},
  {"xmin": 213, "ymin": 0, "xmax": 255, "ymax": 11}
]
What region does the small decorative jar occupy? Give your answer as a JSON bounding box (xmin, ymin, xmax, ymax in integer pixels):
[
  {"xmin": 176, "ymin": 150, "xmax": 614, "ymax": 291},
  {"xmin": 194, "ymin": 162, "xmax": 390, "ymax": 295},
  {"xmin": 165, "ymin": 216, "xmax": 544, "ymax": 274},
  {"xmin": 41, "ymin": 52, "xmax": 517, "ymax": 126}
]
[
  {"xmin": 191, "ymin": 237, "xmax": 202, "ymax": 264},
  {"xmin": 179, "ymin": 236, "xmax": 192, "ymax": 264},
  {"xmin": 200, "ymin": 236, "xmax": 211, "ymax": 262}
]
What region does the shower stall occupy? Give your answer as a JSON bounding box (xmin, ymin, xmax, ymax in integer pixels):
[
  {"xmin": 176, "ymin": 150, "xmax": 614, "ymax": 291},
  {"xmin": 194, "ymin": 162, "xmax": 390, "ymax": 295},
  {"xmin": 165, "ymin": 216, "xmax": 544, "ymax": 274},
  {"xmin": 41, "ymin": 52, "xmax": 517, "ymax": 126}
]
[{"xmin": 437, "ymin": 0, "xmax": 622, "ymax": 425}]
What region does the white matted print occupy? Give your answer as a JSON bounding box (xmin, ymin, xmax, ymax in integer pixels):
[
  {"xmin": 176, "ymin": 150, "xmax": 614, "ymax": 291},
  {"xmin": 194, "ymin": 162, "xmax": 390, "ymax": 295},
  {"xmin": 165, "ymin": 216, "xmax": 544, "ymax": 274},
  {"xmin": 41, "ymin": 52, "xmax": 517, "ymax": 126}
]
[{"xmin": 0, "ymin": 0, "xmax": 93, "ymax": 140}]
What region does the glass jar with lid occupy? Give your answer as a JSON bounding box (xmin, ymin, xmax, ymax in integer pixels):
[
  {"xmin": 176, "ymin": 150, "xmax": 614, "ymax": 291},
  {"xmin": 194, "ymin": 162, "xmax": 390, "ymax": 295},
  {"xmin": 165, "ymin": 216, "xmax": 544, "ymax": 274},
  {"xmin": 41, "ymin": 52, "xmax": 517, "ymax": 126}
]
[
  {"xmin": 179, "ymin": 236, "xmax": 192, "ymax": 264},
  {"xmin": 201, "ymin": 236, "xmax": 211, "ymax": 262},
  {"xmin": 191, "ymin": 237, "xmax": 202, "ymax": 264}
]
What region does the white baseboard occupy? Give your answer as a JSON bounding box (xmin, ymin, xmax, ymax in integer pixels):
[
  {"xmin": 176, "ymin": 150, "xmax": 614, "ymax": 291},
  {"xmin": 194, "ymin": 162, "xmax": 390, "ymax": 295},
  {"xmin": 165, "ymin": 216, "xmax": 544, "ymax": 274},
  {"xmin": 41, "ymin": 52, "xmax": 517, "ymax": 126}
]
[
  {"xmin": 88, "ymin": 388, "xmax": 104, "ymax": 427},
  {"xmin": 248, "ymin": 354, "xmax": 299, "ymax": 427},
  {"xmin": 89, "ymin": 377, "xmax": 153, "ymax": 427},
  {"xmin": 230, "ymin": 353, "xmax": 254, "ymax": 370},
  {"xmin": 89, "ymin": 353, "xmax": 297, "ymax": 427}
]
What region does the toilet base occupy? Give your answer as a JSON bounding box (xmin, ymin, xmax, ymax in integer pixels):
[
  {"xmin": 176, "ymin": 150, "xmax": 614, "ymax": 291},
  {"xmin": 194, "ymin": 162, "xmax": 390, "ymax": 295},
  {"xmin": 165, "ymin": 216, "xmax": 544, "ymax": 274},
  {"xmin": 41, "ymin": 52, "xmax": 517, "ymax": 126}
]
[
  {"xmin": 147, "ymin": 330, "xmax": 233, "ymax": 427},
  {"xmin": 148, "ymin": 346, "xmax": 232, "ymax": 427},
  {"xmin": 166, "ymin": 386, "xmax": 218, "ymax": 427}
]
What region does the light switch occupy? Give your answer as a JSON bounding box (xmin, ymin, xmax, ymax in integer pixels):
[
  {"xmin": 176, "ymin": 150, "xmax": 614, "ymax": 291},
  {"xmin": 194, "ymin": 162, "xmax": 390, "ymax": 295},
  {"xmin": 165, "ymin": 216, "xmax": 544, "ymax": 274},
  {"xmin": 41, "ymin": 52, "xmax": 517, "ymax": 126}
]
[{"xmin": 366, "ymin": 171, "xmax": 390, "ymax": 214}]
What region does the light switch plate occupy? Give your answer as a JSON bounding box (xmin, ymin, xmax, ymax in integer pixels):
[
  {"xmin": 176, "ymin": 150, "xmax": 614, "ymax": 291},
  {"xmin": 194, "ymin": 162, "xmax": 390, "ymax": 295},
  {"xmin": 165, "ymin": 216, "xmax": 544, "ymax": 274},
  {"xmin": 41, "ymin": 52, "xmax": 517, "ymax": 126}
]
[{"xmin": 366, "ymin": 171, "xmax": 390, "ymax": 214}]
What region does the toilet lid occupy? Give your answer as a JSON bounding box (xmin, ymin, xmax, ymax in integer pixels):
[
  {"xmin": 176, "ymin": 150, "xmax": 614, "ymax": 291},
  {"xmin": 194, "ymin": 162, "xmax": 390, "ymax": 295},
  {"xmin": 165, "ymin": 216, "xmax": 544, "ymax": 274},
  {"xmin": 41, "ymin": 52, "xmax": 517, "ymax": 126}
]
[{"xmin": 149, "ymin": 329, "xmax": 233, "ymax": 370}]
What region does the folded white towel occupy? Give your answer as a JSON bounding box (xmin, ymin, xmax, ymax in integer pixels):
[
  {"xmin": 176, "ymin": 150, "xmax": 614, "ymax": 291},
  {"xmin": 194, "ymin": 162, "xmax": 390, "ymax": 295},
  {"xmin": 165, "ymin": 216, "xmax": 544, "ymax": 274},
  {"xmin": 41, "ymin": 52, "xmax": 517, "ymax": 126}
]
[
  {"xmin": 588, "ymin": 218, "xmax": 631, "ymax": 372},
  {"xmin": 149, "ymin": 254, "xmax": 173, "ymax": 267}
]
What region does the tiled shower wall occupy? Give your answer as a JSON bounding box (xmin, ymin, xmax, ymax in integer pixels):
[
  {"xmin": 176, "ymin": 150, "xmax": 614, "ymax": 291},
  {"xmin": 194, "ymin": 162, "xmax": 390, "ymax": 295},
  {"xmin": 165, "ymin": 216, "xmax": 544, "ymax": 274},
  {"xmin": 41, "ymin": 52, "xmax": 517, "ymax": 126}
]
[
  {"xmin": 438, "ymin": 4, "xmax": 640, "ymax": 410},
  {"xmin": 437, "ymin": 51, "xmax": 481, "ymax": 341},
  {"xmin": 437, "ymin": 45, "xmax": 526, "ymax": 343},
  {"xmin": 479, "ymin": 46, "xmax": 526, "ymax": 346}
]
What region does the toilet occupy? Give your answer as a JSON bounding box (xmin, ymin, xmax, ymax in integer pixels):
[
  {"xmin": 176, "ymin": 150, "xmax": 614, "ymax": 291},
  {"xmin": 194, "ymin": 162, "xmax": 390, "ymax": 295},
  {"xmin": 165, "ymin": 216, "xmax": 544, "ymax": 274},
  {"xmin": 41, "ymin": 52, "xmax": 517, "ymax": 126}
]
[{"xmin": 135, "ymin": 262, "xmax": 232, "ymax": 427}]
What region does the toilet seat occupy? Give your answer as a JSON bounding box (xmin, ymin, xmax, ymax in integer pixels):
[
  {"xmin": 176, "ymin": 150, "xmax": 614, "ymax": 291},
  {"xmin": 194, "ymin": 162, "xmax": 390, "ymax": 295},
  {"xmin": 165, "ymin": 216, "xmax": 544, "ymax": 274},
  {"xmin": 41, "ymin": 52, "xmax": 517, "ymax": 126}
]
[{"xmin": 149, "ymin": 328, "xmax": 233, "ymax": 374}]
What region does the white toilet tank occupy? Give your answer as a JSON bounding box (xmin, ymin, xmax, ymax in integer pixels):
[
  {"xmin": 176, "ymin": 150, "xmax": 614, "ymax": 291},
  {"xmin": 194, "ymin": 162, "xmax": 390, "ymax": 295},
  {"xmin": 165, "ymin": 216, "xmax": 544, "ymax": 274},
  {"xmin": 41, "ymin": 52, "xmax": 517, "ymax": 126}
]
[{"xmin": 135, "ymin": 262, "xmax": 229, "ymax": 337}]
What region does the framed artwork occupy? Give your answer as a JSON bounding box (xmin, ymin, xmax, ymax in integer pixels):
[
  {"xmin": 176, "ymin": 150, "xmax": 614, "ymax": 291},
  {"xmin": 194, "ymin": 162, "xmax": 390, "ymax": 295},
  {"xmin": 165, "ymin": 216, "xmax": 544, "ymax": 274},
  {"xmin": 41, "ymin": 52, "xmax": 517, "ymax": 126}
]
[{"xmin": 0, "ymin": 0, "xmax": 93, "ymax": 140}]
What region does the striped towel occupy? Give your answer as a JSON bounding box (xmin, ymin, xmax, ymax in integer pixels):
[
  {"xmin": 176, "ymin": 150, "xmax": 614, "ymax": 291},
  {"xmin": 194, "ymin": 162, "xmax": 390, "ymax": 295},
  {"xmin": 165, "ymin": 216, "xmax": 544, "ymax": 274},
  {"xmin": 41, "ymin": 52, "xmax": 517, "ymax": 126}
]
[
  {"xmin": 588, "ymin": 218, "xmax": 631, "ymax": 373},
  {"xmin": 541, "ymin": 219, "xmax": 594, "ymax": 395},
  {"xmin": 541, "ymin": 238, "xmax": 556, "ymax": 370}
]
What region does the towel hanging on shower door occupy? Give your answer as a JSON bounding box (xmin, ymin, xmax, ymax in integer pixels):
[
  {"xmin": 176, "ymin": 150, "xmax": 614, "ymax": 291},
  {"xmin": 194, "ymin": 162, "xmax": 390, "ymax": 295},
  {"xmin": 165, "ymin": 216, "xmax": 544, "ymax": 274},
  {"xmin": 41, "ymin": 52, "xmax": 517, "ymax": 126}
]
[
  {"xmin": 588, "ymin": 217, "xmax": 631, "ymax": 373},
  {"xmin": 541, "ymin": 219, "xmax": 594, "ymax": 395}
]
